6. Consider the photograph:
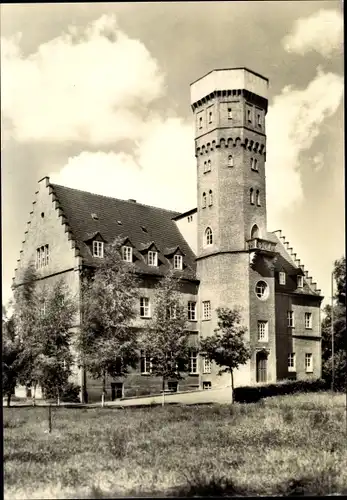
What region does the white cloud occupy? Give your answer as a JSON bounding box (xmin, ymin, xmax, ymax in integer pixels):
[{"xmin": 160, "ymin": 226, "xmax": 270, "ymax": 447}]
[
  {"xmin": 1, "ymin": 15, "xmax": 164, "ymax": 143},
  {"xmin": 50, "ymin": 118, "xmax": 196, "ymax": 213},
  {"xmin": 266, "ymin": 68, "xmax": 343, "ymax": 229},
  {"xmin": 283, "ymin": 9, "xmax": 343, "ymax": 58}
]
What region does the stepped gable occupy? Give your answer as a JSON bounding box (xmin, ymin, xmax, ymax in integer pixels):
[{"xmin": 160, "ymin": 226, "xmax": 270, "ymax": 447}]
[
  {"xmin": 49, "ymin": 183, "xmax": 197, "ymax": 280},
  {"xmin": 271, "ymin": 230, "xmax": 322, "ymax": 297}
]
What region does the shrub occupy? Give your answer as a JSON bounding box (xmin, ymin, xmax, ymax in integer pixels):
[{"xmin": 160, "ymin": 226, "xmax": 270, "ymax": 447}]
[
  {"xmin": 234, "ymin": 378, "xmax": 328, "ymax": 403},
  {"xmin": 61, "ymin": 383, "xmax": 81, "ymax": 402}
]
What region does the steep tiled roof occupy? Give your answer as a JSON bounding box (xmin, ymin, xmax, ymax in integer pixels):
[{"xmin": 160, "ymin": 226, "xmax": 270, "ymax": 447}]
[
  {"xmin": 270, "ymin": 230, "xmax": 322, "ymax": 298},
  {"xmin": 50, "ymin": 184, "xmax": 197, "ymax": 280}
]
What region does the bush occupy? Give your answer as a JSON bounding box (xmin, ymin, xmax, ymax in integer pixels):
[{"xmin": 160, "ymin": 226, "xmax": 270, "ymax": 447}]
[
  {"xmin": 234, "ymin": 378, "xmax": 328, "ymax": 403},
  {"xmin": 61, "ymin": 382, "xmax": 81, "ymax": 402}
]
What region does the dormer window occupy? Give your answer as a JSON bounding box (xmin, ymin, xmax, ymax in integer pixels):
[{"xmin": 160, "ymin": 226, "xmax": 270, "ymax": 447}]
[
  {"xmin": 148, "ymin": 251, "xmax": 158, "ymax": 267},
  {"xmin": 122, "ymin": 246, "xmax": 132, "ymax": 263},
  {"xmin": 279, "ymin": 272, "xmax": 286, "ymax": 285},
  {"xmin": 93, "ymin": 241, "xmax": 104, "ymax": 258},
  {"xmin": 297, "ymin": 275, "xmax": 304, "ymax": 288},
  {"xmin": 174, "ymin": 254, "xmax": 183, "ymax": 270}
]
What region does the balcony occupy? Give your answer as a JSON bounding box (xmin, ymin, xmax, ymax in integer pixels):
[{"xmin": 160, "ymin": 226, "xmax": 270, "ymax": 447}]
[{"xmin": 246, "ymin": 237, "xmax": 277, "ymax": 255}]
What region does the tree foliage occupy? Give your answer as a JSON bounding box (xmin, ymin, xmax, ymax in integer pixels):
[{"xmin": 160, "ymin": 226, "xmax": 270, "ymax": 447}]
[
  {"xmin": 141, "ymin": 271, "xmax": 190, "ymax": 391},
  {"xmin": 2, "ymin": 307, "xmax": 23, "ymax": 407},
  {"xmin": 321, "ymin": 257, "xmax": 346, "ymax": 391},
  {"xmin": 77, "ymin": 238, "xmax": 139, "ymax": 399},
  {"xmin": 200, "ymin": 307, "xmax": 251, "ymax": 403},
  {"xmin": 12, "ymin": 265, "xmax": 77, "ymax": 403}
]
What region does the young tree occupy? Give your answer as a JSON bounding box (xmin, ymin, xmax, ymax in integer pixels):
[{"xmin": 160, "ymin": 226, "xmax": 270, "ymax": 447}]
[
  {"xmin": 322, "ymin": 257, "xmax": 346, "ymax": 391},
  {"xmin": 2, "ymin": 308, "xmax": 23, "ymax": 407},
  {"xmin": 77, "ymin": 238, "xmax": 139, "ymax": 406},
  {"xmin": 12, "ymin": 266, "xmax": 77, "ymax": 404},
  {"xmin": 34, "ymin": 280, "xmax": 77, "ymax": 404},
  {"xmin": 141, "ymin": 271, "xmax": 191, "ymax": 405},
  {"xmin": 200, "ymin": 307, "xmax": 251, "ymax": 404}
]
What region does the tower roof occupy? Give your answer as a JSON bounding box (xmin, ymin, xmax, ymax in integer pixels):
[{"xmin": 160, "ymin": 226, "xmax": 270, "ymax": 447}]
[{"xmin": 190, "ymin": 67, "xmax": 268, "ymax": 105}]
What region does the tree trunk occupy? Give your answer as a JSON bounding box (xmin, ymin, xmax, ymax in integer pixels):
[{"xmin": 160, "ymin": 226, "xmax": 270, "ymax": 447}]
[
  {"xmin": 162, "ymin": 377, "xmax": 165, "ymax": 407},
  {"xmin": 32, "ymin": 383, "xmax": 36, "ymax": 407},
  {"xmin": 101, "ymin": 371, "xmax": 106, "ymax": 408},
  {"xmin": 48, "ymin": 404, "xmax": 52, "ymax": 433},
  {"xmin": 7, "ymin": 392, "xmax": 11, "ymax": 408},
  {"xmin": 230, "ymin": 369, "xmax": 234, "ymax": 405}
]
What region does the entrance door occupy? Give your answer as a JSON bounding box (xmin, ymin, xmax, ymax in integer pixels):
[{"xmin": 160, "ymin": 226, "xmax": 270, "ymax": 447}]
[
  {"xmin": 111, "ymin": 383, "xmax": 123, "ymax": 401},
  {"xmin": 256, "ymin": 352, "xmax": 267, "ymax": 383}
]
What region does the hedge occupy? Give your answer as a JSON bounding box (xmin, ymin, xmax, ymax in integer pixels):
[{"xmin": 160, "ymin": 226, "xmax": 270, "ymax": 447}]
[{"xmin": 234, "ymin": 378, "xmax": 328, "ymax": 403}]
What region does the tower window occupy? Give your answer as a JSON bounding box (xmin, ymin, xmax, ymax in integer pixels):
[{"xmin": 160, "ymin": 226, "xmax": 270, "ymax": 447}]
[
  {"xmin": 173, "ymin": 254, "xmax": 183, "ymax": 270},
  {"xmin": 287, "ymin": 311, "xmax": 295, "ymax": 328},
  {"xmin": 305, "ymin": 353, "xmax": 313, "ymax": 372},
  {"xmin": 228, "ymin": 155, "xmax": 234, "ymax": 167},
  {"xmin": 256, "ymin": 190, "xmax": 261, "ymax": 206},
  {"xmin": 250, "ymin": 188, "xmax": 254, "ymax": 205},
  {"xmin": 305, "ymin": 312, "xmax": 312, "ymax": 329},
  {"xmin": 279, "ymin": 272, "xmax": 286, "ymax": 285},
  {"xmin": 297, "ymin": 275, "xmax": 304, "ymax": 288},
  {"xmin": 202, "ymin": 192, "xmax": 207, "ymax": 208},
  {"xmin": 257, "ymin": 321, "xmax": 268, "ymax": 341},
  {"xmin": 255, "ymin": 281, "xmax": 269, "ymax": 300},
  {"xmin": 205, "ymin": 227, "xmax": 213, "ymax": 246},
  {"xmin": 199, "ymin": 116, "xmax": 203, "ymax": 129},
  {"xmin": 188, "ymin": 301, "xmax": 197, "ymax": 321},
  {"xmin": 247, "ymin": 109, "xmax": 252, "ymax": 122},
  {"xmin": 288, "ymin": 353, "xmax": 296, "ymax": 372},
  {"xmin": 208, "ymin": 111, "xmax": 213, "ymax": 123},
  {"xmin": 208, "ymin": 190, "xmax": 213, "ymax": 206},
  {"xmin": 251, "ymin": 224, "xmax": 260, "ymax": 239},
  {"xmin": 93, "ymin": 241, "xmax": 104, "ymax": 258},
  {"xmin": 228, "ymin": 108, "xmax": 232, "ymax": 119},
  {"xmin": 207, "ymin": 159, "xmax": 211, "ymax": 172},
  {"xmin": 251, "ymin": 158, "xmax": 258, "ymax": 171},
  {"xmin": 257, "ymin": 114, "xmax": 261, "ymax": 127},
  {"xmin": 202, "ymin": 300, "xmax": 211, "ymax": 320}
]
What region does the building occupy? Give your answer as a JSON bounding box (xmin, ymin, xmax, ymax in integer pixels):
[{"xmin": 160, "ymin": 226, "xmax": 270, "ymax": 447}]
[{"xmin": 13, "ymin": 68, "xmax": 323, "ymax": 402}]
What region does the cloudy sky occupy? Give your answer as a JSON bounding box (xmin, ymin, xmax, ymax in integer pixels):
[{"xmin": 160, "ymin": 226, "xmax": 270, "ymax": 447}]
[{"xmin": 1, "ymin": 1, "xmax": 344, "ymax": 307}]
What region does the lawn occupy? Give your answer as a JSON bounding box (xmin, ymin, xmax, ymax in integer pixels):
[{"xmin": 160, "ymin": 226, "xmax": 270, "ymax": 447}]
[{"xmin": 3, "ymin": 391, "xmax": 347, "ymax": 498}]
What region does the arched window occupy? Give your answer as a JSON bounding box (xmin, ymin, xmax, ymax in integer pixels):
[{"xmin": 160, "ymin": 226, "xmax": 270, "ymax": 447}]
[
  {"xmin": 250, "ymin": 188, "xmax": 254, "ymax": 205},
  {"xmin": 228, "ymin": 155, "xmax": 234, "ymax": 167},
  {"xmin": 205, "ymin": 227, "xmax": 213, "ymax": 246},
  {"xmin": 207, "ymin": 159, "xmax": 211, "ymax": 171},
  {"xmin": 209, "ymin": 190, "xmax": 213, "ymax": 206},
  {"xmin": 251, "ymin": 224, "xmax": 259, "ymax": 239},
  {"xmin": 256, "ymin": 190, "xmax": 260, "ymax": 206},
  {"xmin": 202, "ymin": 192, "xmax": 207, "ymax": 208}
]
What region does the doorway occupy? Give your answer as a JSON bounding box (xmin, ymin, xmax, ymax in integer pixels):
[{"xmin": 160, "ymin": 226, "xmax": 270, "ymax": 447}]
[
  {"xmin": 111, "ymin": 382, "xmax": 123, "ymax": 401},
  {"xmin": 256, "ymin": 351, "xmax": 267, "ymax": 383}
]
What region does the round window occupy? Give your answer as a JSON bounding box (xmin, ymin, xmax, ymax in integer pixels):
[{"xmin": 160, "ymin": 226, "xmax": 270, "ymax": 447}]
[{"xmin": 255, "ymin": 280, "xmax": 269, "ymax": 300}]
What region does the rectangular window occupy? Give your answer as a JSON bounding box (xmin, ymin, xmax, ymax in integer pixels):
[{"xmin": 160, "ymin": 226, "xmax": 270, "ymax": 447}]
[
  {"xmin": 122, "ymin": 246, "xmax": 132, "ymax": 262},
  {"xmin": 305, "ymin": 312, "xmax": 312, "ymax": 329},
  {"xmin": 190, "ymin": 350, "xmax": 198, "ymax": 374},
  {"xmin": 93, "ymin": 241, "xmax": 104, "ymax": 258},
  {"xmin": 305, "ymin": 353, "xmax": 313, "ymax": 372},
  {"xmin": 279, "ymin": 272, "xmax": 286, "ymax": 285},
  {"xmin": 174, "ymin": 254, "xmax": 183, "ymax": 270},
  {"xmin": 247, "ymin": 109, "xmax": 252, "ymax": 122},
  {"xmin": 257, "ymin": 321, "xmax": 268, "ymax": 342},
  {"xmin": 188, "ymin": 301, "xmax": 197, "ymax": 321},
  {"xmin": 140, "ymin": 351, "xmax": 152, "ymax": 374},
  {"xmin": 203, "ymin": 300, "xmax": 211, "ymax": 320},
  {"xmin": 228, "ymin": 108, "xmax": 232, "ymax": 119},
  {"xmin": 287, "ymin": 310, "xmax": 295, "ymax": 327},
  {"xmin": 288, "ymin": 353, "xmax": 296, "ymax": 372},
  {"xmin": 208, "ymin": 111, "xmax": 213, "ymax": 123},
  {"xmin": 44, "ymin": 245, "xmax": 49, "ymax": 266},
  {"xmin": 253, "ymin": 158, "xmax": 258, "ymax": 171},
  {"xmin": 40, "ymin": 299, "xmax": 46, "ymax": 317},
  {"xmin": 203, "ymin": 357, "xmax": 212, "ymax": 374},
  {"xmin": 148, "ymin": 251, "xmax": 158, "ymax": 266},
  {"xmin": 257, "ymin": 113, "xmax": 261, "ymax": 127},
  {"xmin": 140, "ymin": 297, "xmax": 150, "ymax": 318},
  {"xmin": 166, "ymin": 305, "xmax": 177, "ymax": 319},
  {"xmin": 203, "ymin": 381, "xmax": 212, "ymax": 390},
  {"xmin": 297, "ymin": 275, "xmax": 304, "ymax": 288},
  {"xmin": 168, "ymin": 381, "xmax": 178, "ymax": 392},
  {"xmin": 36, "ymin": 245, "xmax": 49, "ymax": 268},
  {"xmin": 206, "ymin": 159, "xmax": 211, "ymax": 172},
  {"xmin": 199, "ymin": 116, "xmax": 203, "ymax": 129}
]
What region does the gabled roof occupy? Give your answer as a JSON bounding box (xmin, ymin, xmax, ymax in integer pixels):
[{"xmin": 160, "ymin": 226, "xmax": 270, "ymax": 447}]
[
  {"xmin": 270, "ymin": 230, "xmax": 322, "ymax": 298},
  {"xmin": 49, "ymin": 183, "xmax": 197, "ymax": 280}
]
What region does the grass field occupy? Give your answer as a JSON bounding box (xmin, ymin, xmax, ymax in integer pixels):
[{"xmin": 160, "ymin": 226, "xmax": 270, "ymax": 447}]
[{"xmin": 3, "ymin": 391, "xmax": 347, "ymax": 498}]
